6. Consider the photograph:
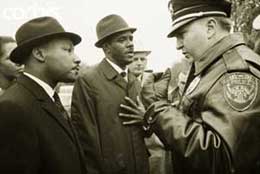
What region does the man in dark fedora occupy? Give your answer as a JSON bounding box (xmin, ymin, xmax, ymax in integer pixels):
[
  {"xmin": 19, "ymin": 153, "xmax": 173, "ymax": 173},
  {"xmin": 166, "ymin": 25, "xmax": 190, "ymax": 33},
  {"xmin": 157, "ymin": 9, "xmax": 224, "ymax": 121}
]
[
  {"xmin": 119, "ymin": 0, "xmax": 260, "ymax": 173},
  {"xmin": 0, "ymin": 16, "xmax": 86, "ymax": 174},
  {"xmin": 0, "ymin": 36, "xmax": 24, "ymax": 95},
  {"xmin": 71, "ymin": 14, "xmax": 149, "ymax": 174}
]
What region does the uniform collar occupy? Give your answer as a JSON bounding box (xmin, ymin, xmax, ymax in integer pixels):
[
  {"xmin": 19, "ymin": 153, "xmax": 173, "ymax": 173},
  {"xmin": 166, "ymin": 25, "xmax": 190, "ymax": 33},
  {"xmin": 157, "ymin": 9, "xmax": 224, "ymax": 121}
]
[
  {"xmin": 24, "ymin": 72, "xmax": 55, "ymax": 101},
  {"xmin": 194, "ymin": 32, "xmax": 246, "ymax": 76}
]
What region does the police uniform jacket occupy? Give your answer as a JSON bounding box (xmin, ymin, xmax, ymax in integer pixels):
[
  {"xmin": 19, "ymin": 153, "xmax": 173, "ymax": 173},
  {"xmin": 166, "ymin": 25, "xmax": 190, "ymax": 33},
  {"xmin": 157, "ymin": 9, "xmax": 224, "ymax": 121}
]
[{"xmin": 146, "ymin": 33, "xmax": 260, "ymax": 174}]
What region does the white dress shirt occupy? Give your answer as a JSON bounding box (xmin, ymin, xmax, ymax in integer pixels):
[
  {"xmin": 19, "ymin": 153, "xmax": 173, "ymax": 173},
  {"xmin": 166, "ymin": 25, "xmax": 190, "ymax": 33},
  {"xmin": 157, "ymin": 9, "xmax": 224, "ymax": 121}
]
[{"xmin": 105, "ymin": 58, "xmax": 128, "ymax": 81}]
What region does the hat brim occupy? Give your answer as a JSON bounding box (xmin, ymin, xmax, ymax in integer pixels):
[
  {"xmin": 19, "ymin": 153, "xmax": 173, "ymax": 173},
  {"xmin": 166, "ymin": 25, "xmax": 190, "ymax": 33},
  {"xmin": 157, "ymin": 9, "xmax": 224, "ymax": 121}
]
[
  {"xmin": 95, "ymin": 27, "xmax": 136, "ymax": 48},
  {"xmin": 167, "ymin": 18, "xmax": 197, "ymax": 38},
  {"xmin": 134, "ymin": 50, "xmax": 151, "ymax": 56},
  {"xmin": 10, "ymin": 32, "xmax": 81, "ymax": 64}
]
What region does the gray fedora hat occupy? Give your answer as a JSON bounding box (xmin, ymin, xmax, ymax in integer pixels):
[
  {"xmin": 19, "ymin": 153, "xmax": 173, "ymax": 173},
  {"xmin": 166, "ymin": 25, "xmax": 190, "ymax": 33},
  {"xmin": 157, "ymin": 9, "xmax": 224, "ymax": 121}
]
[
  {"xmin": 95, "ymin": 14, "xmax": 136, "ymax": 48},
  {"xmin": 10, "ymin": 16, "xmax": 82, "ymax": 64}
]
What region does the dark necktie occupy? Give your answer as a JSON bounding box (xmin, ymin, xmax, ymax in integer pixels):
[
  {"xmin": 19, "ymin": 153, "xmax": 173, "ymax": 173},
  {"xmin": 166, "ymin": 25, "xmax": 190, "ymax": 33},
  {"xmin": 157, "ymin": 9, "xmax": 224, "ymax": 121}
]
[
  {"xmin": 53, "ymin": 92, "xmax": 69, "ymax": 120},
  {"xmin": 53, "ymin": 92, "xmax": 86, "ymax": 171},
  {"xmin": 53, "ymin": 92, "xmax": 80, "ymax": 143},
  {"xmin": 182, "ymin": 63, "xmax": 195, "ymax": 95}
]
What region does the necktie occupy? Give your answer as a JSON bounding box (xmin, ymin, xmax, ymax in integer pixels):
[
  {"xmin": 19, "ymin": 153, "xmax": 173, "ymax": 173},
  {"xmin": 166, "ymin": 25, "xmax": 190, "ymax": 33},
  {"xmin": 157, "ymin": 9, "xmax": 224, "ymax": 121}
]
[
  {"xmin": 53, "ymin": 92, "xmax": 85, "ymax": 170},
  {"xmin": 53, "ymin": 92, "xmax": 69, "ymax": 120},
  {"xmin": 182, "ymin": 63, "xmax": 195, "ymax": 95},
  {"xmin": 53, "ymin": 92, "xmax": 80, "ymax": 143}
]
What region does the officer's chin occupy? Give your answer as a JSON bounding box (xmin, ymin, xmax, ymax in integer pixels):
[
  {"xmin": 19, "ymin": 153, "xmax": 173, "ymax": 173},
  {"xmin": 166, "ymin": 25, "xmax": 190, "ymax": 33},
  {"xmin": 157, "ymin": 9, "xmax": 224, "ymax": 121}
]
[{"xmin": 184, "ymin": 55, "xmax": 194, "ymax": 62}]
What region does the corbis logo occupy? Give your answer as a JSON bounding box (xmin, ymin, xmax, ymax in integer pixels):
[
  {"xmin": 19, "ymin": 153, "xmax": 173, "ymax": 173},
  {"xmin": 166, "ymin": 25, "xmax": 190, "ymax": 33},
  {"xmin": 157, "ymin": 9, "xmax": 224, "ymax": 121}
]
[
  {"xmin": 2, "ymin": 1, "xmax": 62, "ymax": 21},
  {"xmin": 167, "ymin": 1, "xmax": 174, "ymax": 16}
]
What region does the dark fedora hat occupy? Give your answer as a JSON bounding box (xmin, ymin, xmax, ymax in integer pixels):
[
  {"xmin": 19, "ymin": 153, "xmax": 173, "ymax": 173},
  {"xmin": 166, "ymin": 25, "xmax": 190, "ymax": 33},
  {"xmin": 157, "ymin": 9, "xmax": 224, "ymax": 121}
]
[
  {"xmin": 10, "ymin": 16, "xmax": 82, "ymax": 64},
  {"xmin": 95, "ymin": 14, "xmax": 136, "ymax": 48},
  {"xmin": 167, "ymin": 0, "xmax": 231, "ymax": 38}
]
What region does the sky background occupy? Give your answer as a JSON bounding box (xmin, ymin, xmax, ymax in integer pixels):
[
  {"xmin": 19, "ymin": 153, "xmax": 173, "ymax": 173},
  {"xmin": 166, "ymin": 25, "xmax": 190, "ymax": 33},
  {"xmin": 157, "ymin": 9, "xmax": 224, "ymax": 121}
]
[{"xmin": 0, "ymin": 0, "xmax": 183, "ymax": 72}]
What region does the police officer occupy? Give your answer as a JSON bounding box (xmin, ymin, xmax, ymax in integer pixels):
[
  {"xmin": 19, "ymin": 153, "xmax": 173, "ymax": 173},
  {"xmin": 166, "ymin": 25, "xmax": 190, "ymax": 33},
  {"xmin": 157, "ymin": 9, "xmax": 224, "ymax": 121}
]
[{"xmin": 119, "ymin": 0, "xmax": 260, "ymax": 173}]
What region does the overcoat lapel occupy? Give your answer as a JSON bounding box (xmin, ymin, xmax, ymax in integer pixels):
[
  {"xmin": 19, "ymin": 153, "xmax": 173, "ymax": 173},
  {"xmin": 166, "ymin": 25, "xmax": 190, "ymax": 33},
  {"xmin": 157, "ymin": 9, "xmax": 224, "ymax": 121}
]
[
  {"xmin": 40, "ymin": 102, "xmax": 76, "ymax": 142},
  {"xmin": 100, "ymin": 59, "xmax": 127, "ymax": 89},
  {"xmin": 17, "ymin": 75, "xmax": 76, "ymax": 143}
]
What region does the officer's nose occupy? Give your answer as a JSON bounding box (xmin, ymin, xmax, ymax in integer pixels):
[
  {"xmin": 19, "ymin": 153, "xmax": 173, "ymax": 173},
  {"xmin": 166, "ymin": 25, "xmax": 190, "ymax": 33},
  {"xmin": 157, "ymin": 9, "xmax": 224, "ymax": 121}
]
[{"xmin": 176, "ymin": 37, "xmax": 183, "ymax": 50}]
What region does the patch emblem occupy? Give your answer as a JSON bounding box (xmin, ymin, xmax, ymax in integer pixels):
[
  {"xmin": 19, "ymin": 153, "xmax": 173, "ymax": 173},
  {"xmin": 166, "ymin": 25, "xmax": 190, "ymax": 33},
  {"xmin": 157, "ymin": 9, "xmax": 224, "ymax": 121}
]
[{"xmin": 223, "ymin": 73, "xmax": 258, "ymax": 111}]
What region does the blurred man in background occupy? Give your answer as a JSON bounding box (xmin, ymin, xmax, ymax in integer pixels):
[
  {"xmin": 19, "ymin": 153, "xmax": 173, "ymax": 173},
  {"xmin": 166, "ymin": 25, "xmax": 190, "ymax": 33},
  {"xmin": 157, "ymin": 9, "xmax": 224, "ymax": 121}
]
[
  {"xmin": 0, "ymin": 36, "xmax": 23, "ymax": 95},
  {"xmin": 128, "ymin": 50, "xmax": 151, "ymax": 86}
]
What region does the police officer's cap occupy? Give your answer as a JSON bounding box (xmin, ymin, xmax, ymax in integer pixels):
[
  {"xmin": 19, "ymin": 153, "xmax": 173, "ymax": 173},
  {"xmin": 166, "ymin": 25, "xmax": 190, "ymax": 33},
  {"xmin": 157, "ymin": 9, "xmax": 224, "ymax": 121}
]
[{"xmin": 167, "ymin": 0, "xmax": 231, "ymax": 38}]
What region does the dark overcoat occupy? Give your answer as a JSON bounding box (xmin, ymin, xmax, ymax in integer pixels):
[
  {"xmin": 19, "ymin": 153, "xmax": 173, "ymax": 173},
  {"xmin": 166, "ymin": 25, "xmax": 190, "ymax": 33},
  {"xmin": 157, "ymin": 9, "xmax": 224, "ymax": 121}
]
[
  {"xmin": 71, "ymin": 59, "xmax": 149, "ymax": 174},
  {"xmin": 0, "ymin": 75, "xmax": 86, "ymax": 174}
]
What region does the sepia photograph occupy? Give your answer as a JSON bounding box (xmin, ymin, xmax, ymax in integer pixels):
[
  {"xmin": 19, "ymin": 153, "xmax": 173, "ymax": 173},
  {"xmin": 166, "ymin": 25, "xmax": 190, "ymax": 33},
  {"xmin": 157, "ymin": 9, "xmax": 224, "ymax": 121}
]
[{"xmin": 0, "ymin": 0, "xmax": 260, "ymax": 173}]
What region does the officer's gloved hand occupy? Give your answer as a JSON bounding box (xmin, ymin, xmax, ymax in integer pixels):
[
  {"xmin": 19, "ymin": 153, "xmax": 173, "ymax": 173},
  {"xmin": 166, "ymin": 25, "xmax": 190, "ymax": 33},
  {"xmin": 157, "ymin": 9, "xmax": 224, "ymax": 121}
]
[
  {"xmin": 142, "ymin": 100, "xmax": 172, "ymax": 136},
  {"xmin": 119, "ymin": 96, "xmax": 146, "ymax": 126},
  {"xmin": 118, "ymin": 96, "xmax": 171, "ymax": 136}
]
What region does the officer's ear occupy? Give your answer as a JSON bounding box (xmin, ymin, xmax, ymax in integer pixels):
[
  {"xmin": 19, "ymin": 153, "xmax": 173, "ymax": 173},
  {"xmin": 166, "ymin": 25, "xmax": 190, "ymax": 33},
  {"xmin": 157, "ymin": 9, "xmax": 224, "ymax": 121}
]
[{"xmin": 206, "ymin": 17, "xmax": 217, "ymax": 39}]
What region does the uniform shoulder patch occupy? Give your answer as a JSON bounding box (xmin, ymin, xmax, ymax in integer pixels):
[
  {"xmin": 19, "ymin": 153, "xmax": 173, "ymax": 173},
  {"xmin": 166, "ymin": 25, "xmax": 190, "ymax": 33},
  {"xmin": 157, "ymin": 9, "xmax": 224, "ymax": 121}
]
[{"xmin": 222, "ymin": 72, "xmax": 258, "ymax": 111}]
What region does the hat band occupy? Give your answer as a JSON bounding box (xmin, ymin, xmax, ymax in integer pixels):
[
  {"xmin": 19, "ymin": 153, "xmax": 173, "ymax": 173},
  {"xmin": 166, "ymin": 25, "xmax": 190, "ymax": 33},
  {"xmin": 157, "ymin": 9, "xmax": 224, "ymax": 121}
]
[
  {"xmin": 174, "ymin": 5, "xmax": 208, "ymax": 15},
  {"xmin": 172, "ymin": 11, "xmax": 227, "ymax": 26}
]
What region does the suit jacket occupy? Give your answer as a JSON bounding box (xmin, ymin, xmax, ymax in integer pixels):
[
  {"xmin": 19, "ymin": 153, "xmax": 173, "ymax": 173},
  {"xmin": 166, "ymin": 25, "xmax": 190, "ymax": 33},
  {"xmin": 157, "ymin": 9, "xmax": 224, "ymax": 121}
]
[
  {"xmin": 0, "ymin": 75, "xmax": 86, "ymax": 174},
  {"xmin": 71, "ymin": 59, "xmax": 149, "ymax": 174}
]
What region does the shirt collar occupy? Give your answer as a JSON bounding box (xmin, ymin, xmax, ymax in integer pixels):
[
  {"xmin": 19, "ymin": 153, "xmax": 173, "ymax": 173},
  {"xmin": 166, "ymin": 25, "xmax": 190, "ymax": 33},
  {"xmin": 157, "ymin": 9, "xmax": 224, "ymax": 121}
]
[
  {"xmin": 194, "ymin": 32, "xmax": 246, "ymax": 76},
  {"xmin": 24, "ymin": 72, "xmax": 55, "ymax": 101},
  {"xmin": 105, "ymin": 58, "xmax": 128, "ymax": 75}
]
